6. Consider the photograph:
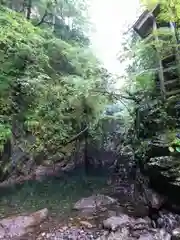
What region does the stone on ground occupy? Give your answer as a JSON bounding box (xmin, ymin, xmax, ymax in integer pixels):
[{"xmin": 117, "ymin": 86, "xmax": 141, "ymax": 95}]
[
  {"xmin": 73, "ymin": 194, "xmax": 117, "ymax": 211},
  {"xmin": 0, "ymin": 208, "xmax": 48, "ymax": 239}
]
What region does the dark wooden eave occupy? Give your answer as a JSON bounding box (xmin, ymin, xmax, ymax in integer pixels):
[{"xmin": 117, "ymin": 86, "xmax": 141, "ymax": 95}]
[{"xmin": 133, "ymin": 4, "xmax": 160, "ymax": 38}]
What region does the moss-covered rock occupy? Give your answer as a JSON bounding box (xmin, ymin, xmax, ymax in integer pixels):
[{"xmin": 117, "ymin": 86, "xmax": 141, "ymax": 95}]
[
  {"xmin": 139, "ymin": 131, "xmax": 180, "ymax": 203},
  {"xmin": 146, "ymin": 154, "xmax": 180, "ymax": 203}
]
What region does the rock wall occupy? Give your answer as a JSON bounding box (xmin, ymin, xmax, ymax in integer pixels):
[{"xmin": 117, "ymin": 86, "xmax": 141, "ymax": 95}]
[
  {"xmin": 136, "ymin": 133, "xmax": 180, "ymax": 209},
  {"xmin": 87, "ymin": 117, "xmax": 123, "ymax": 168},
  {"xmin": 0, "ymin": 116, "xmax": 123, "ymax": 187}
]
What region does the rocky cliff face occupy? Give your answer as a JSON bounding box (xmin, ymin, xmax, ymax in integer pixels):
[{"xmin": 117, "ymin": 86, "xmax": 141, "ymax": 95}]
[
  {"xmin": 140, "ymin": 134, "xmax": 180, "ymax": 206},
  {"xmin": 0, "ymin": 116, "xmax": 122, "ymax": 187}
]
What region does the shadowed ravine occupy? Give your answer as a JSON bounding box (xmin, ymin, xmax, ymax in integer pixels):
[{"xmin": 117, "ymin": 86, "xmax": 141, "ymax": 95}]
[{"xmin": 0, "ymin": 166, "xmax": 180, "ymax": 239}]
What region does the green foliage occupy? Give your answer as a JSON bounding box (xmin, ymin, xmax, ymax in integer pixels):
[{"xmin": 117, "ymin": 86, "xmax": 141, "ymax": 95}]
[
  {"xmin": 0, "ymin": 124, "xmax": 11, "ymax": 152},
  {"xmin": 119, "ymin": 0, "xmax": 180, "ymax": 149},
  {"xmin": 168, "ymin": 137, "xmax": 180, "ymax": 153},
  {"xmin": 1, "ymin": 0, "xmax": 91, "ymax": 46},
  {"xmin": 133, "ymin": 72, "xmax": 156, "ymax": 93},
  {"xmin": 0, "ymin": 6, "xmax": 109, "ymax": 155},
  {"xmin": 157, "ymin": 0, "xmax": 180, "ymax": 24}
]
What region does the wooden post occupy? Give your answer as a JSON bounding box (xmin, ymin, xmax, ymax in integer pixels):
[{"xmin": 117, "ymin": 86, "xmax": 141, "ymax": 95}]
[{"xmin": 84, "ymin": 126, "xmax": 88, "ymax": 174}]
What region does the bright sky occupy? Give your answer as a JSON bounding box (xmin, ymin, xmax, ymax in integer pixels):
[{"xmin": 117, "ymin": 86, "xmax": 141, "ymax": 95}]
[{"xmin": 90, "ymin": 0, "xmax": 141, "ymax": 87}]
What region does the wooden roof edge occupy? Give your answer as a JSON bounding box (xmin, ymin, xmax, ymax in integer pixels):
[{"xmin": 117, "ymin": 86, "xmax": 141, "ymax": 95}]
[
  {"xmin": 132, "ymin": 10, "xmax": 150, "ymax": 32},
  {"xmin": 132, "ymin": 3, "xmax": 161, "ymax": 31}
]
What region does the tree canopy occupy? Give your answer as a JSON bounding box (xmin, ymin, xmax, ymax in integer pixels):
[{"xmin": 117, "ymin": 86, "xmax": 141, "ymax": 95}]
[{"xmin": 0, "ymin": 2, "xmax": 111, "ymax": 159}]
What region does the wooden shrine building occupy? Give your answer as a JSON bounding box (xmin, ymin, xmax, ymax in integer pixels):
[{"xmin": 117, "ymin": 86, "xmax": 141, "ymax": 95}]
[{"xmin": 133, "ymin": 4, "xmax": 180, "ymax": 99}]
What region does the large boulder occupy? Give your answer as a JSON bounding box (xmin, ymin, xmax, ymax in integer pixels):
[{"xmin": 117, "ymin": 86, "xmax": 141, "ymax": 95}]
[
  {"xmin": 103, "ymin": 214, "xmax": 149, "ymax": 231},
  {"xmin": 172, "ymin": 228, "xmax": 180, "ymax": 240},
  {"xmin": 101, "ymin": 213, "xmax": 171, "ymax": 240},
  {"xmin": 98, "ymin": 229, "xmax": 171, "ymax": 240},
  {"xmin": 146, "ymin": 142, "xmax": 170, "ymax": 159},
  {"xmin": 147, "ymin": 156, "xmax": 180, "ymax": 201},
  {"xmin": 142, "ymin": 132, "xmax": 180, "ymax": 205},
  {"xmin": 0, "ymin": 208, "xmax": 48, "ymax": 239},
  {"xmin": 73, "ymin": 194, "xmax": 117, "ymax": 211},
  {"xmin": 148, "ymin": 156, "xmax": 179, "ymax": 175},
  {"xmin": 103, "ymin": 215, "xmax": 132, "ymax": 231},
  {"xmin": 144, "ymin": 187, "xmax": 166, "ymax": 209},
  {"xmin": 97, "ymin": 228, "xmax": 130, "ymax": 240},
  {"xmin": 156, "ymin": 211, "xmax": 180, "ymax": 232}
]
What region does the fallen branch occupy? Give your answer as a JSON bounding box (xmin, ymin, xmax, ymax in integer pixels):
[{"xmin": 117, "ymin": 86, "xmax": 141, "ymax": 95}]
[
  {"xmin": 64, "ymin": 126, "xmax": 88, "ymax": 146},
  {"xmin": 35, "ymin": 9, "xmax": 48, "ymax": 26},
  {"xmin": 91, "ymin": 90, "xmax": 141, "ymax": 103}
]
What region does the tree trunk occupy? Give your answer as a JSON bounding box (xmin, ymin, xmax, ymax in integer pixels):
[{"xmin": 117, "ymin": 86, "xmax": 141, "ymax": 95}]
[
  {"xmin": 84, "ymin": 128, "xmax": 90, "ymax": 174},
  {"xmin": 26, "ymin": 0, "xmax": 32, "ymax": 20}
]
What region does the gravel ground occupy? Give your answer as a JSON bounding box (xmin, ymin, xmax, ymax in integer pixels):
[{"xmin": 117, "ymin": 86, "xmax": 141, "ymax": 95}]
[{"xmin": 37, "ymin": 226, "xmax": 104, "ymax": 240}]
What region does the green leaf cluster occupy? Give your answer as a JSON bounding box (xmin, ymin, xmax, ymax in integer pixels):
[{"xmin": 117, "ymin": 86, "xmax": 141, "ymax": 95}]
[{"xmin": 0, "ymin": 7, "xmax": 109, "ymax": 154}]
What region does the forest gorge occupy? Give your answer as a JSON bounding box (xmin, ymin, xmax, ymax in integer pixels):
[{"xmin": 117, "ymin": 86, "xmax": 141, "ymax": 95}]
[
  {"xmin": 0, "ymin": 0, "xmax": 113, "ymax": 178},
  {"xmin": 1, "ymin": 0, "xmax": 180, "ymax": 239}
]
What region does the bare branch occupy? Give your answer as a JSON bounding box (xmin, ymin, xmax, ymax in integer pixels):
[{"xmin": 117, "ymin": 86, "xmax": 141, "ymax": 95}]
[
  {"xmin": 35, "ymin": 9, "xmax": 48, "ymax": 26},
  {"xmin": 64, "ymin": 126, "xmax": 88, "ymax": 146}
]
